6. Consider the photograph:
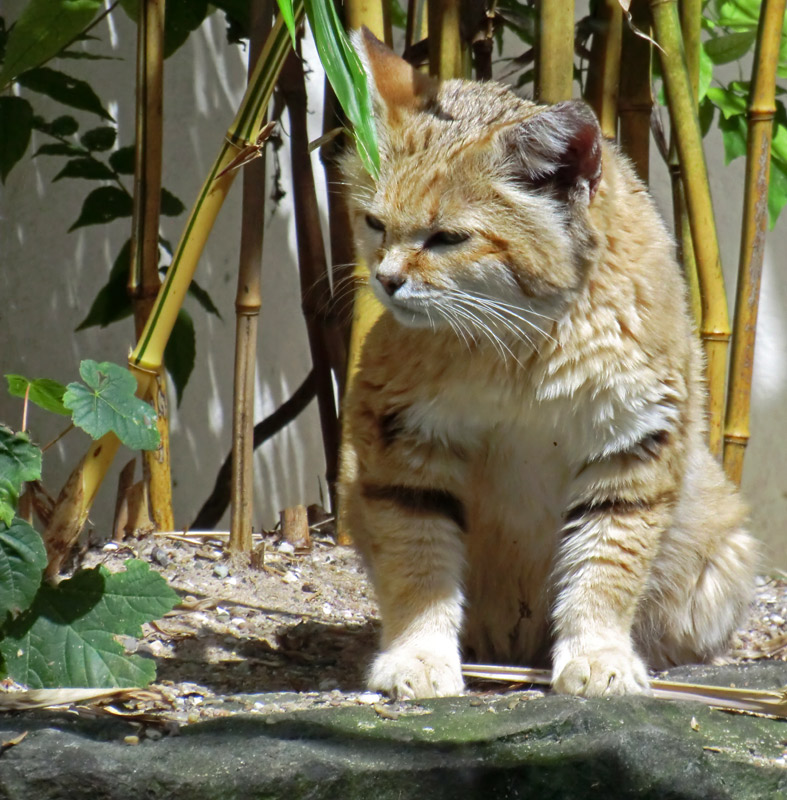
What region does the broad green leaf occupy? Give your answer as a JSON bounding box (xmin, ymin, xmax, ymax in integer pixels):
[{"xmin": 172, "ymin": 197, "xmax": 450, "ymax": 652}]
[
  {"xmin": 389, "ymin": 0, "xmax": 408, "ymax": 30},
  {"xmin": 210, "ymin": 0, "xmax": 252, "ymax": 38},
  {"xmin": 706, "ymin": 86, "xmax": 748, "ymax": 119},
  {"xmin": 304, "ymin": 0, "xmax": 380, "ymax": 177},
  {"xmin": 769, "ymin": 157, "xmax": 787, "ymax": 229},
  {"xmin": 276, "ymin": 0, "xmax": 298, "ymax": 48},
  {"xmin": 49, "ymin": 115, "xmax": 79, "ymax": 136},
  {"xmin": 119, "ymin": 0, "xmax": 210, "ymax": 58},
  {"xmin": 0, "ymin": 427, "xmax": 42, "ymax": 527},
  {"xmin": 53, "ymin": 157, "xmax": 115, "ymax": 182},
  {"xmin": 68, "ymin": 185, "xmax": 133, "ymax": 231},
  {"xmin": 33, "ymin": 142, "xmax": 84, "ymax": 158},
  {"xmin": 718, "ymin": 112, "xmax": 748, "ymax": 163},
  {"xmin": 80, "ymin": 126, "xmax": 116, "ymax": 152},
  {"xmin": 0, "ymin": 518, "xmax": 46, "ymax": 619},
  {"xmin": 109, "ymin": 146, "xmax": 135, "ymax": 174},
  {"xmin": 75, "ymin": 240, "xmax": 133, "ymax": 330},
  {"xmin": 698, "ymin": 45, "xmax": 713, "ymax": 102},
  {"xmin": 188, "ymin": 279, "xmax": 222, "ymax": 319},
  {"xmin": 0, "ymin": 559, "xmax": 179, "ymax": 688},
  {"xmin": 164, "ymin": 309, "xmax": 195, "ymax": 407},
  {"xmin": 699, "ymin": 95, "xmax": 716, "ymax": 137},
  {"xmin": 0, "ymin": 97, "xmax": 33, "ymax": 182},
  {"xmin": 16, "ymin": 67, "xmax": 113, "ymax": 121},
  {"xmin": 716, "ymin": 0, "xmax": 760, "ymax": 29},
  {"xmin": 63, "ymin": 360, "xmax": 160, "ymax": 451},
  {"xmin": 5, "ymin": 375, "xmax": 69, "ymax": 416},
  {"xmin": 160, "ymin": 188, "xmax": 186, "ymax": 216},
  {"xmin": 0, "ymin": 0, "xmax": 102, "ymax": 87},
  {"xmin": 703, "ymin": 30, "xmax": 757, "ymax": 64}
]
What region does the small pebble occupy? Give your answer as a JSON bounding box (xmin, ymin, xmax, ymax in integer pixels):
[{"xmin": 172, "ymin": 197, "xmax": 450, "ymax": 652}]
[
  {"xmin": 278, "ymin": 542, "xmax": 295, "ymax": 555},
  {"xmin": 301, "ymin": 583, "xmax": 317, "ymax": 593},
  {"xmin": 358, "ymin": 692, "xmax": 381, "ymax": 704},
  {"xmin": 103, "ymin": 542, "xmax": 119, "ymax": 552},
  {"xmin": 282, "ymin": 570, "xmax": 299, "ymax": 584},
  {"xmin": 150, "ymin": 546, "xmax": 170, "ymax": 567},
  {"xmin": 144, "ymin": 728, "xmax": 163, "ymax": 741},
  {"xmin": 213, "ymin": 563, "xmax": 230, "ymax": 579},
  {"xmin": 124, "ymin": 735, "xmax": 140, "ymax": 746}
]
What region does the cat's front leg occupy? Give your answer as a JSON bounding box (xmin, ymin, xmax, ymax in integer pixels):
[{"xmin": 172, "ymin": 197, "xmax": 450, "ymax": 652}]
[{"xmin": 550, "ymin": 491, "xmax": 673, "ymax": 696}]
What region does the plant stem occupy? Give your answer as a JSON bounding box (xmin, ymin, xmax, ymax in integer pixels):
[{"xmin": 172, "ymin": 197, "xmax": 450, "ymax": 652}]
[
  {"xmin": 428, "ymin": 0, "xmax": 464, "ymax": 79},
  {"xmin": 583, "ymin": 0, "xmax": 622, "ymax": 138},
  {"xmin": 723, "ymin": 0, "xmax": 787, "ymax": 484},
  {"xmin": 649, "ymin": 0, "xmax": 730, "ymax": 457},
  {"xmin": 537, "ymin": 0, "xmax": 575, "ymax": 102}
]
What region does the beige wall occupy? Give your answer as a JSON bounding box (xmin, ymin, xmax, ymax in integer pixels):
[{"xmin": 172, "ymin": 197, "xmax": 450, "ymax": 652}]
[{"xmin": 1, "ymin": 8, "xmax": 785, "ymax": 564}]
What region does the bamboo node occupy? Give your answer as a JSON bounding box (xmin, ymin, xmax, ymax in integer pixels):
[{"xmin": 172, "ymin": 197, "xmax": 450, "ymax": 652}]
[
  {"xmin": 700, "ymin": 331, "xmax": 731, "ymax": 342},
  {"xmin": 747, "ymin": 109, "xmax": 775, "ymax": 122},
  {"xmin": 723, "ymin": 433, "xmax": 749, "ymax": 445}
]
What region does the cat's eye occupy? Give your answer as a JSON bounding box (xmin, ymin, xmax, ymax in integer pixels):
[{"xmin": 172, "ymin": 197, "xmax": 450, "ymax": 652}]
[
  {"xmin": 365, "ymin": 214, "xmax": 386, "ymax": 232},
  {"xmin": 425, "ymin": 230, "xmax": 470, "ymax": 248}
]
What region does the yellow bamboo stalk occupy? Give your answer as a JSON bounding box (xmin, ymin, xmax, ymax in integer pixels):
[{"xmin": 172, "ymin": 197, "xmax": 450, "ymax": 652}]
[
  {"xmin": 583, "ymin": 0, "xmax": 622, "ymax": 138},
  {"xmin": 406, "ymin": 0, "xmax": 428, "ymax": 50},
  {"xmin": 129, "ymin": 0, "xmax": 174, "ymax": 533},
  {"xmin": 618, "ymin": 0, "xmax": 652, "ymax": 181},
  {"xmin": 723, "ymin": 0, "xmax": 787, "ymax": 484},
  {"xmin": 649, "ymin": 0, "xmax": 730, "ymax": 457},
  {"xmin": 229, "ymin": 0, "xmax": 272, "ymax": 553},
  {"xmin": 428, "ymin": 0, "xmax": 464, "ymax": 79},
  {"xmin": 537, "ymin": 0, "xmax": 575, "ymax": 102},
  {"xmin": 345, "ymin": 0, "xmax": 391, "ymax": 45},
  {"xmin": 43, "ymin": 8, "xmax": 303, "ymax": 572}
]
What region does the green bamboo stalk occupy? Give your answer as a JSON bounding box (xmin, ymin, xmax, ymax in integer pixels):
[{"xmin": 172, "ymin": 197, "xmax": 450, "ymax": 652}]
[
  {"xmin": 583, "ymin": 0, "xmax": 622, "ymax": 138},
  {"xmin": 229, "ymin": 0, "xmax": 272, "ymax": 553},
  {"xmin": 428, "ymin": 0, "xmax": 464, "ymax": 79},
  {"xmin": 649, "ymin": 0, "xmax": 730, "ymax": 458},
  {"xmin": 129, "ymin": 0, "xmax": 174, "ymax": 534},
  {"xmin": 43, "ymin": 7, "xmax": 304, "ymax": 573},
  {"xmin": 537, "ymin": 0, "xmax": 575, "ymax": 102},
  {"xmin": 618, "ymin": 0, "xmax": 652, "ymax": 181},
  {"xmin": 723, "ymin": 0, "xmax": 787, "ymax": 484}
]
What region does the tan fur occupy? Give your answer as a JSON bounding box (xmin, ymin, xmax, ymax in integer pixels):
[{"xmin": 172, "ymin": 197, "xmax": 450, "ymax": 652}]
[{"xmin": 338, "ymin": 30, "xmax": 757, "ymax": 699}]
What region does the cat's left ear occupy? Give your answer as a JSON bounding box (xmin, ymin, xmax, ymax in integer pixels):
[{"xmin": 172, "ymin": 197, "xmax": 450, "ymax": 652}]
[
  {"xmin": 352, "ymin": 27, "xmax": 438, "ymax": 116},
  {"xmin": 502, "ymin": 100, "xmax": 603, "ymax": 204}
]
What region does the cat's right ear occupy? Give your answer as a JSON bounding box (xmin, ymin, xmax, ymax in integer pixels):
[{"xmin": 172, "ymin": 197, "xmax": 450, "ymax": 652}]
[{"xmin": 352, "ymin": 27, "xmax": 438, "ymax": 116}]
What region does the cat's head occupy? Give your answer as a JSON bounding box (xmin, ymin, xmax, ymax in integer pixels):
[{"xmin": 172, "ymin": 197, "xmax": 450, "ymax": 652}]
[{"xmin": 342, "ymin": 28, "xmax": 603, "ymax": 346}]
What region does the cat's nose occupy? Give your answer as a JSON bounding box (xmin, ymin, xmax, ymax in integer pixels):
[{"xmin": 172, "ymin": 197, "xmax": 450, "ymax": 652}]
[{"xmin": 376, "ymin": 271, "xmax": 405, "ymax": 296}]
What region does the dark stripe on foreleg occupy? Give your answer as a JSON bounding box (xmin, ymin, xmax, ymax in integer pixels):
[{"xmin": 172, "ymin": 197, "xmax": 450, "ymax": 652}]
[{"xmin": 361, "ymin": 483, "xmax": 466, "ymax": 531}]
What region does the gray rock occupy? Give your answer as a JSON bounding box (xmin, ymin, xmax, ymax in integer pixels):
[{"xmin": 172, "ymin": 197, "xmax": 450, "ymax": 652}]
[{"xmin": 0, "ymin": 662, "xmax": 785, "ymax": 800}]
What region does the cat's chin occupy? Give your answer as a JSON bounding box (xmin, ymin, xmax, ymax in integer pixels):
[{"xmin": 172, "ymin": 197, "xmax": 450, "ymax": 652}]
[{"xmin": 386, "ymin": 302, "xmax": 442, "ymax": 329}]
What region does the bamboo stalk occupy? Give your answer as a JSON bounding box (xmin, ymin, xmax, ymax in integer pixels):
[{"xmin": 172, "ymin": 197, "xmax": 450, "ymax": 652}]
[
  {"xmin": 583, "ymin": 0, "xmax": 622, "ymax": 138},
  {"xmin": 279, "ymin": 49, "xmax": 341, "ymax": 499},
  {"xmin": 406, "ymin": 0, "xmax": 428, "ymax": 50},
  {"xmin": 428, "ymin": 0, "xmax": 464, "ymax": 79},
  {"xmin": 723, "ymin": 0, "xmax": 787, "ymax": 484},
  {"xmin": 129, "ymin": 0, "xmax": 174, "ymax": 533},
  {"xmin": 618, "ymin": 0, "xmax": 652, "ymax": 182},
  {"xmin": 345, "ymin": 0, "xmax": 391, "ymax": 44},
  {"xmin": 537, "ymin": 0, "xmax": 575, "ymax": 102},
  {"xmin": 649, "ymin": 0, "xmax": 730, "ymax": 457},
  {"xmin": 228, "ymin": 0, "xmax": 272, "ymax": 552},
  {"xmin": 43, "ymin": 7, "xmax": 304, "ymax": 573}
]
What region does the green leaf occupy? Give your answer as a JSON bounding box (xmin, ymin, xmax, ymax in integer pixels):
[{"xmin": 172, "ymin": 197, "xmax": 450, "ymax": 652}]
[
  {"xmin": 188, "ymin": 279, "xmax": 222, "ymax": 319},
  {"xmin": 0, "ymin": 427, "xmax": 42, "ymax": 527},
  {"xmin": 304, "ymin": 0, "xmax": 380, "ymax": 177},
  {"xmin": 68, "ymin": 185, "xmax": 133, "ymax": 231},
  {"xmin": 80, "ymin": 126, "xmax": 116, "ymax": 152},
  {"xmin": 0, "ymin": 518, "xmax": 47, "ymax": 619},
  {"xmin": 699, "ymin": 95, "xmax": 716, "ymax": 137},
  {"xmin": 63, "ymin": 360, "xmax": 160, "ymax": 451},
  {"xmin": 109, "ymin": 146, "xmax": 135, "ymax": 174},
  {"xmin": 706, "ymin": 85, "xmax": 748, "ymax": 119},
  {"xmin": 718, "ymin": 112, "xmax": 748, "ymax": 163},
  {"xmin": 32, "ymin": 142, "xmax": 84, "ymax": 158},
  {"xmin": 715, "ymin": 0, "xmax": 760, "ymax": 29},
  {"xmin": 697, "ymin": 45, "xmax": 713, "ymax": 102},
  {"xmin": 49, "ymin": 115, "xmax": 79, "ymax": 136},
  {"xmin": 164, "ymin": 310, "xmax": 195, "ymax": 407},
  {"xmin": 160, "ymin": 187, "xmax": 186, "ymax": 216},
  {"xmin": 76, "ymin": 240, "xmax": 133, "ymax": 330},
  {"xmin": 768, "ymin": 157, "xmax": 787, "ymax": 229},
  {"xmin": 16, "ymin": 67, "xmax": 113, "ymax": 121},
  {"xmin": 0, "ymin": 0, "xmax": 102, "ymax": 87},
  {"xmin": 0, "ymin": 559, "xmax": 179, "ymax": 688},
  {"xmin": 5, "ymin": 375, "xmax": 69, "ymax": 416},
  {"xmin": 120, "ymin": 0, "xmax": 210, "ymax": 57},
  {"xmin": 703, "ymin": 30, "xmax": 757, "ymax": 65},
  {"xmin": 388, "ymin": 0, "xmax": 408, "ymax": 30},
  {"xmin": 0, "ymin": 96, "xmax": 33, "ymax": 182},
  {"xmin": 276, "ymin": 0, "xmax": 298, "ymax": 48},
  {"xmin": 53, "ymin": 157, "xmax": 115, "ymax": 182}
]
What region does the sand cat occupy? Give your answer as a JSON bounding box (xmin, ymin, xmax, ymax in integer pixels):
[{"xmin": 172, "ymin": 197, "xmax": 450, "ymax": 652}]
[{"xmin": 338, "ymin": 29, "xmax": 756, "ymax": 699}]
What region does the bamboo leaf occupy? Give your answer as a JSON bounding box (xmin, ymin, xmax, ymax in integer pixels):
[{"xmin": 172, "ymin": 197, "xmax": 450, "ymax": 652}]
[
  {"xmin": 5, "ymin": 376, "xmax": 69, "ymax": 416},
  {"xmin": 718, "ymin": 112, "xmax": 748, "ymax": 163},
  {"xmin": 0, "ymin": 560, "xmax": 179, "ymax": 688},
  {"xmin": 53, "ymin": 157, "xmax": 115, "ymax": 182},
  {"xmin": 164, "ymin": 310, "xmax": 196, "ymax": 407},
  {"xmin": 768, "ymin": 157, "xmax": 787, "ymax": 228},
  {"xmin": 304, "ymin": 0, "xmax": 380, "ymax": 177},
  {"xmin": 75, "ymin": 241, "xmax": 133, "ymax": 331},
  {"xmin": 715, "ymin": 0, "xmax": 761, "ymax": 29},
  {"xmin": 16, "ymin": 67, "xmax": 113, "ymax": 121},
  {"xmin": 698, "ymin": 46, "xmax": 713, "ymax": 102},
  {"xmin": 703, "ymin": 30, "xmax": 757, "ymax": 64},
  {"xmin": 276, "ymin": 0, "xmax": 298, "ymax": 48},
  {"xmin": 63, "ymin": 360, "xmax": 160, "ymax": 451},
  {"xmin": 108, "ymin": 146, "xmax": 135, "ymax": 174},
  {"xmin": 0, "ymin": 427, "xmax": 42, "ymax": 527},
  {"xmin": 0, "ymin": 97, "xmax": 33, "ymax": 183},
  {"xmin": 0, "ymin": 0, "xmax": 102, "ymax": 87},
  {"xmin": 80, "ymin": 126, "xmax": 116, "ymax": 152},
  {"xmin": 68, "ymin": 186, "xmax": 133, "ymax": 231},
  {"xmin": 0, "ymin": 518, "xmax": 47, "ymax": 618},
  {"xmin": 706, "ymin": 85, "xmax": 748, "ymax": 118},
  {"xmin": 32, "ymin": 142, "xmax": 84, "ymax": 158}
]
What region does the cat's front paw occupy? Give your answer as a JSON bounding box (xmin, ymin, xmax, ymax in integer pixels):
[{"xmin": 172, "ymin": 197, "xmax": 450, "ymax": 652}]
[
  {"xmin": 552, "ymin": 641, "xmax": 650, "ymax": 697},
  {"xmin": 368, "ymin": 641, "xmax": 464, "ymax": 699}
]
